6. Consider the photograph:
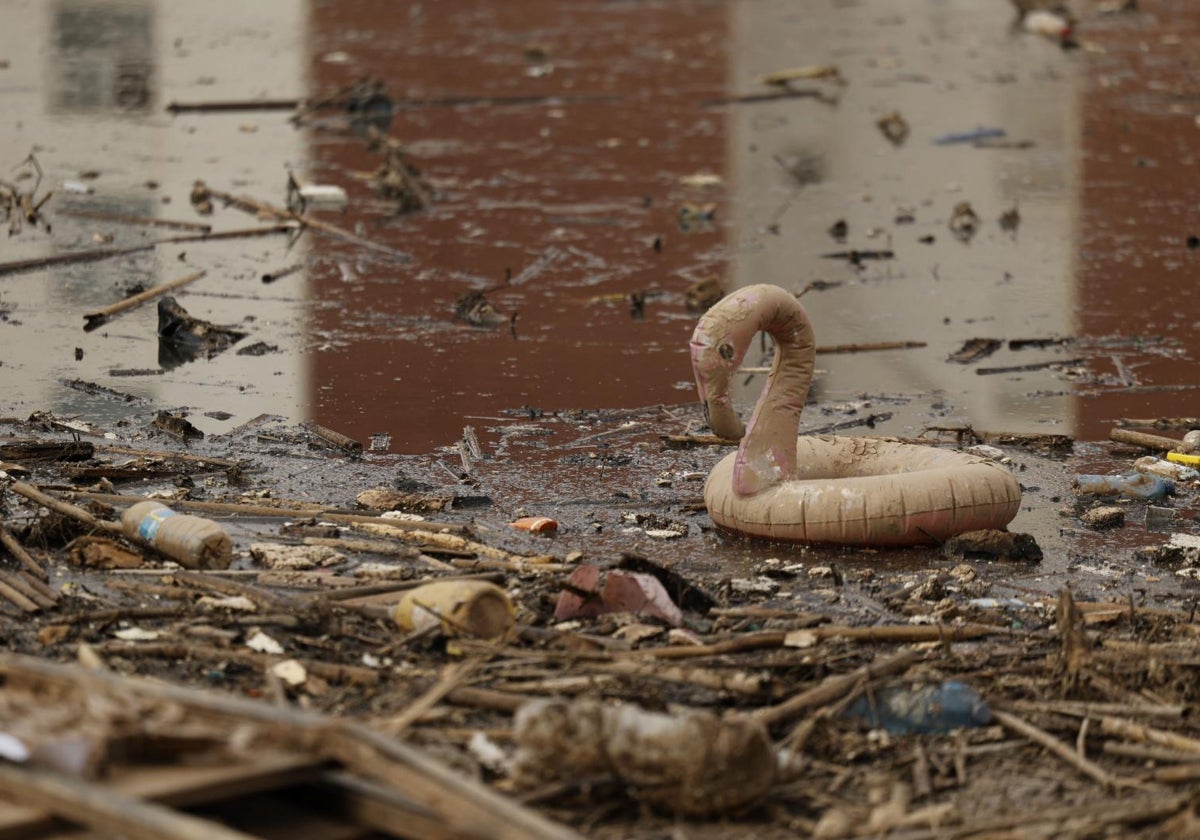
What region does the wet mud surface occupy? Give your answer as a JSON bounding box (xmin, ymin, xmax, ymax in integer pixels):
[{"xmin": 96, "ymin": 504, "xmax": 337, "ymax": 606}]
[{"xmin": 3, "ymin": 0, "xmax": 1200, "ymax": 837}]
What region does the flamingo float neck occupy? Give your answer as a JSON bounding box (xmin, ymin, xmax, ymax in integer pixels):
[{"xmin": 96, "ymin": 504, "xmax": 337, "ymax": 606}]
[{"xmin": 690, "ymin": 284, "xmax": 816, "ymax": 496}]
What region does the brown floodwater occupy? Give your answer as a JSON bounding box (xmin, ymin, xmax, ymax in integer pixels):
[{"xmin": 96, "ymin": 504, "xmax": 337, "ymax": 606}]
[{"xmin": 1, "ymin": 0, "xmax": 1197, "ymax": 458}]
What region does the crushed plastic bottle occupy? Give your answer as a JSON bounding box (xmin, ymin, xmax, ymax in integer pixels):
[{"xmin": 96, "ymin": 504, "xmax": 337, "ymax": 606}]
[
  {"xmin": 1072, "ymin": 473, "xmax": 1173, "ymax": 502},
  {"xmin": 120, "ymin": 500, "xmax": 233, "ymax": 569},
  {"xmin": 1134, "ymin": 456, "xmax": 1199, "ymax": 483},
  {"xmin": 843, "ymin": 680, "xmax": 992, "ymax": 734}
]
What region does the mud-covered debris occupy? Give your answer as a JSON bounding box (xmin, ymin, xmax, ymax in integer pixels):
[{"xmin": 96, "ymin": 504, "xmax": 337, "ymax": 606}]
[
  {"xmin": 356, "ymin": 487, "xmax": 451, "ymax": 513},
  {"xmin": 511, "ymin": 697, "xmax": 776, "ymax": 816},
  {"xmin": 69, "ymin": 535, "xmax": 144, "ymax": 569},
  {"xmin": 999, "ymin": 205, "xmax": 1021, "ymax": 235},
  {"xmin": 346, "ymin": 77, "xmax": 394, "ymax": 133},
  {"xmin": 189, "ymin": 180, "xmax": 213, "ymax": 215},
  {"xmin": 249, "ymin": 543, "xmax": 345, "ymax": 570},
  {"xmin": 942, "ymin": 529, "xmax": 1043, "ymax": 563},
  {"xmin": 756, "ymin": 64, "xmax": 844, "ymax": 87},
  {"xmin": 843, "ymin": 680, "xmax": 992, "ymax": 734},
  {"xmin": 947, "ymin": 337, "xmax": 1002, "ymax": 364},
  {"xmin": 368, "ymin": 131, "xmax": 432, "ymax": 214},
  {"xmin": 685, "ymin": 276, "xmax": 723, "ymax": 313},
  {"xmin": 0, "ymin": 440, "xmax": 94, "ymax": 463},
  {"xmin": 617, "ymin": 553, "xmax": 717, "ymax": 613},
  {"xmin": 678, "ymin": 202, "xmax": 716, "ymax": 232},
  {"xmin": 554, "ymin": 565, "xmax": 684, "ymax": 626},
  {"xmin": 455, "ymin": 290, "xmax": 508, "ymax": 327},
  {"xmin": 156, "ymin": 296, "xmax": 247, "ymax": 368},
  {"xmin": 1073, "ymin": 473, "xmax": 1172, "ymax": 502},
  {"xmin": 876, "ymin": 111, "xmax": 909, "ymax": 145},
  {"xmin": 1133, "ymin": 456, "xmax": 1198, "ymax": 483},
  {"xmin": 1, "ymin": 154, "xmax": 53, "ymax": 236},
  {"xmin": 392, "ymin": 579, "xmax": 514, "ymax": 639},
  {"xmin": 948, "ymin": 201, "xmax": 980, "ymax": 242},
  {"xmin": 235, "ymin": 341, "xmax": 279, "ymax": 357},
  {"xmin": 151, "ymin": 410, "xmax": 203, "ymax": 441},
  {"xmin": 1133, "ymin": 533, "xmax": 1200, "ymax": 567},
  {"xmin": 1080, "ymin": 505, "xmax": 1125, "ymax": 529}
]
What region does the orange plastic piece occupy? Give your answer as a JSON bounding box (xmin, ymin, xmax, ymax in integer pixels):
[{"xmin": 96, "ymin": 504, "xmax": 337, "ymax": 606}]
[{"xmin": 510, "ymin": 516, "xmax": 558, "ymax": 534}]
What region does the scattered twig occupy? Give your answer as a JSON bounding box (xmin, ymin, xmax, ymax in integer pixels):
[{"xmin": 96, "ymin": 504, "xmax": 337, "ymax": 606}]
[
  {"xmin": 0, "ymin": 225, "xmax": 294, "ymax": 278},
  {"xmin": 82, "ymin": 270, "xmax": 207, "ymax": 332},
  {"xmin": 751, "ymin": 648, "xmax": 920, "ymax": 728},
  {"xmin": 0, "ymin": 522, "xmax": 48, "ymax": 579},
  {"xmin": 193, "ymin": 182, "xmax": 408, "ymax": 259},
  {"xmin": 6, "ymin": 480, "xmax": 122, "ymax": 536},
  {"xmin": 991, "ymin": 708, "xmax": 1127, "ymax": 789},
  {"xmin": 1109, "ymin": 427, "xmax": 1194, "ymax": 454},
  {"xmin": 54, "ymin": 207, "xmax": 213, "ymax": 232},
  {"xmin": 975, "ymin": 357, "xmax": 1085, "ymax": 375}
]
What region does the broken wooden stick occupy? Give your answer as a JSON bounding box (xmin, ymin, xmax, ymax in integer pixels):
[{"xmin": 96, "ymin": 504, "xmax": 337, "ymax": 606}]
[
  {"xmin": 991, "ymin": 708, "xmax": 1126, "ymax": 789},
  {"xmin": 0, "ymin": 761, "xmax": 257, "ymax": 840},
  {"xmin": 6, "ymin": 481, "xmax": 122, "ymax": 536},
  {"xmin": 975, "ymin": 357, "xmax": 1085, "ymax": 375},
  {"xmin": 166, "ymin": 98, "xmax": 301, "ymax": 113},
  {"xmin": 751, "ymin": 648, "xmax": 920, "ymax": 727},
  {"xmin": 816, "ymin": 340, "xmax": 927, "ymax": 354},
  {"xmin": 300, "ymin": 420, "xmax": 363, "ymax": 455},
  {"xmin": 0, "ymin": 225, "xmax": 294, "ymax": 278},
  {"xmin": 83, "ymin": 270, "xmax": 207, "ymax": 331},
  {"xmin": 54, "ymin": 207, "xmax": 213, "ymax": 233},
  {"xmin": 1110, "ymin": 427, "xmax": 1195, "ymax": 454},
  {"xmin": 0, "ymin": 653, "xmax": 581, "ymax": 840},
  {"xmin": 195, "ymin": 182, "xmax": 408, "ymax": 259},
  {"xmin": 65, "ymin": 491, "xmax": 469, "ymax": 534},
  {"xmin": 0, "ymin": 523, "xmax": 47, "ymax": 579}
]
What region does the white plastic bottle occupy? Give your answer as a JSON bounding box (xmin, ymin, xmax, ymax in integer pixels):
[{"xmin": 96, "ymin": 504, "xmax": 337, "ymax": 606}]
[{"xmin": 120, "ymin": 500, "xmax": 232, "ymax": 569}]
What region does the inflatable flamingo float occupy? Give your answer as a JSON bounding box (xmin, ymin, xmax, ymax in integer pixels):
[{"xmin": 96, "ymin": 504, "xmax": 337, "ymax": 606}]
[{"xmin": 690, "ymin": 284, "xmax": 1021, "ymax": 545}]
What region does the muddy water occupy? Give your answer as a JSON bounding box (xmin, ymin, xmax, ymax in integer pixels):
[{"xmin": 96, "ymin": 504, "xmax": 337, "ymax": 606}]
[
  {"xmin": 2, "ymin": 0, "xmax": 1195, "ymax": 453},
  {"xmin": 1, "ymin": 2, "xmax": 1199, "ymax": 578}
]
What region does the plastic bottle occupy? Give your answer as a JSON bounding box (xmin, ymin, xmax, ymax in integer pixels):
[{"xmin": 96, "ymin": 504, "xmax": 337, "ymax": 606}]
[
  {"xmin": 1072, "ymin": 473, "xmax": 1173, "ymax": 502},
  {"xmin": 843, "ymin": 681, "xmax": 992, "ymax": 734},
  {"xmin": 1133, "ymin": 456, "xmax": 1199, "ymax": 483},
  {"xmin": 392, "ymin": 579, "xmax": 514, "ymax": 639},
  {"xmin": 120, "ymin": 500, "xmax": 233, "ymax": 570}
]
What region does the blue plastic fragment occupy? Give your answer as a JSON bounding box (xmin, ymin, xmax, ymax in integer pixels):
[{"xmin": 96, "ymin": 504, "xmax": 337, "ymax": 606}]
[
  {"xmin": 932, "ymin": 127, "xmax": 1007, "ymax": 145},
  {"xmin": 843, "ymin": 680, "xmax": 992, "ymax": 734},
  {"xmin": 1073, "ymin": 473, "xmax": 1173, "ymax": 502}
]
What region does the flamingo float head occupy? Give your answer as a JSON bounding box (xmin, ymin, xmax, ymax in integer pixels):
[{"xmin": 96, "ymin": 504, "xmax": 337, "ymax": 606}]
[{"xmin": 689, "ymin": 284, "xmax": 816, "ymax": 496}]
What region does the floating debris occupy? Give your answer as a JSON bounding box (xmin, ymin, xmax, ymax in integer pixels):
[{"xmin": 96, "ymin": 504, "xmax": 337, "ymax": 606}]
[
  {"xmin": 948, "ymin": 201, "xmax": 980, "ymax": 242},
  {"xmin": 156, "ymin": 297, "xmax": 248, "ymax": 368},
  {"xmin": 876, "ymin": 111, "xmax": 909, "ymax": 146},
  {"xmin": 454, "ymin": 290, "xmax": 509, "ymax": 328}
]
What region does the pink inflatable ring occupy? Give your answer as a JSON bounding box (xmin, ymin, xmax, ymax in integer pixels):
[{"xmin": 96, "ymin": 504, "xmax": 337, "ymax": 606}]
[{"xmin": 690, "ymin": 284, "xmax": 1021, "ymax": 545}]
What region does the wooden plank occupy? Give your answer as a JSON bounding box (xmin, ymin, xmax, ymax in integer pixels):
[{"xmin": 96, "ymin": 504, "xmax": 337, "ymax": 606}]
[
  {"xmin": 0, "ymin": 752, "xmax": 322, "ymax": 839},
  {"xmin": 0, "ymin": 762, "xmax": 259, "ymax": 840},
  {"xmin": 0, "ymin": 653, "xmax": 583, "ymax": 840}
]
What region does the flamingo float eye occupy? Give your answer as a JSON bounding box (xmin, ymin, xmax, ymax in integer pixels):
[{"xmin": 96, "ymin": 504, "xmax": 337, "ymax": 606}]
[{"xmin": 717, "ymin": 343, "xmax": 735, "ymax": 361}]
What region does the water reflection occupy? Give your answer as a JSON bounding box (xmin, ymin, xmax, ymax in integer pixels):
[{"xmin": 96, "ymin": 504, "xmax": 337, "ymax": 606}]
[
  {"xmin": 0, "ymin": 0, "xmax": 1194, "ymax": 459},
  {"xmin": 728, "ymin": 0, "xmax": 1081, "ymax": 438},
  {"xmin": 50, "ymin": 0, "xmax": 155, "ymax": 113}
]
